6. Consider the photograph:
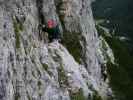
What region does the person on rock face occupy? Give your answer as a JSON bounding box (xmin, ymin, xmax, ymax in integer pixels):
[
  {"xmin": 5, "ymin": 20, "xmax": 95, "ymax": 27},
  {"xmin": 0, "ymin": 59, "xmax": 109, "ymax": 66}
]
[{"xmin": 42, "ymin": 19, "xmax": 61, "ymax": 43}]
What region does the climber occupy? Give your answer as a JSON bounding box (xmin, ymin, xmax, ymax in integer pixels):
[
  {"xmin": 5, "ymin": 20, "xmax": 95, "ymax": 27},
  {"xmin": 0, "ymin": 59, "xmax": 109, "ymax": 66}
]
[{"xmin": 42, "ymin": 19, "xmax": 61, "ymax": 42}]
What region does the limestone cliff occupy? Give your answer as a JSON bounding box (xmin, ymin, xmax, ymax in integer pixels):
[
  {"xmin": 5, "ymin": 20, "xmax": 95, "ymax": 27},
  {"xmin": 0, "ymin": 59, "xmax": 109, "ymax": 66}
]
[{"xmin": 0, "ymin": 0, "xmax": 112, "ymax": 100}]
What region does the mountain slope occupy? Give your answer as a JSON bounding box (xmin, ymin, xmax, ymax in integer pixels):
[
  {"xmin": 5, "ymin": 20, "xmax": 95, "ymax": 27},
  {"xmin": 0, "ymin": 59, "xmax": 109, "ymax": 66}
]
[
  {"xmin": 95, "ymin": 20, "xmax": 133, "ymax": 100},
  {"xmin": 92, "ymin": 1, "xmax": 133, "ymax": 99},
  {"xmin": 92, "ymin": 0, "xmax": 133, "ymax": 39}
]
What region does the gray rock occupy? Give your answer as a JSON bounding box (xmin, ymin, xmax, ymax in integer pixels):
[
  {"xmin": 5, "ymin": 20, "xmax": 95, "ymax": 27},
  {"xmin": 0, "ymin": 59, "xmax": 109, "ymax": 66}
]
[{"xmin": 0, "ymin": 0, "xmax": 113, "ymax": 100}]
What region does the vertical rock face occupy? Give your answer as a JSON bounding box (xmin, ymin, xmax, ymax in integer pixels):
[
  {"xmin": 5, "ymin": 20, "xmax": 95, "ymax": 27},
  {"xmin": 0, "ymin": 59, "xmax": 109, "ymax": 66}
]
[{"xmin": 0, "ymin": 0, "xmax": 112, "ymax": 100}]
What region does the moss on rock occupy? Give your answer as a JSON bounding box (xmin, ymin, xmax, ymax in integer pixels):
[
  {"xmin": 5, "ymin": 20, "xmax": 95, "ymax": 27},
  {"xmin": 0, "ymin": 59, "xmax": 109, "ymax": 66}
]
[{"xmin": 13, "ymin": 18, "xmax": 24, "ymax": 48}]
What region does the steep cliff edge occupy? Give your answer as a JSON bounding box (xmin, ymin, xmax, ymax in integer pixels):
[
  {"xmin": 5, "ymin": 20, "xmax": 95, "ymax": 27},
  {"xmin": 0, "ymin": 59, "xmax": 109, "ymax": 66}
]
[
  {"xmin": 0, "ymin": 0, "xmax": 112, "ymax": 100},
  {"xmin": 92, "ymin": 0, "xmax": 133, "ymax": 99}
]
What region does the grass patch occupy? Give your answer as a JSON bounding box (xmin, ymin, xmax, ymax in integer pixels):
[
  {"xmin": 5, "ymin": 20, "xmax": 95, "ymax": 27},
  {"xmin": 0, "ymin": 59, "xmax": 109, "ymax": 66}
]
[
  {"xmin": 42, "ymin": 63, "xmax": 52, "ymax": 76},
  {"xmin": 57, "ymin": 64, "xmax": 69, "ymax": 87},
  {"xmin": 107, "ymin": 62, "xmax": 133, "ymax": 100},
  {"xmin": 92, "ymin": 91, "xmax": 103, "ymax": 100},
  {"xmin": 69, "ymin": 88, "xmax": 86, "ymax": 100},
  {"xmin": 14, "ymin": 93, "xmax": 20, "ymax": 100},
  {"xmin": 96, "ymin": 24, "xmax": 133, "ymax": 100},
  {"xmin": 13, "ymin": 18, "xmax": 24, "ymax": 48},
  {"xmin": 42, "ymin": 63, "xmax": 49, "ymax": 71},
  {"xmin": 38, "ymin": 80, "xmax": 42, "ymax": 90},
  {"xmin": 105, "ymin": 37, "xmax": 133, "ymax": 100},
  {"xmin": 62, "ymin": 32, "xmax": 85, "ymax": 64}
]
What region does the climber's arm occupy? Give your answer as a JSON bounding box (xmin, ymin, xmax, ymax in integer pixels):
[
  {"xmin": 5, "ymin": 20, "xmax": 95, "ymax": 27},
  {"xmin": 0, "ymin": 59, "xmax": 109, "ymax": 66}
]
[
  {"xmin": 42, "ymin": 25, "xmax": 48, "ymax": 32},
  {"xmin": 56, "ymin": 25, "xmax": 62, "ymax": 38}
]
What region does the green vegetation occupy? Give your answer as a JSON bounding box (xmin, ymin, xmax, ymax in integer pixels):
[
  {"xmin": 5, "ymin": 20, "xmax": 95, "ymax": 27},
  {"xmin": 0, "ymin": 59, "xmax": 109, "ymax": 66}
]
[
  {"xmin": 92, "ymin": 0, "xmax": 133, "ymax": 39},
  {"xmin": 69, "ymin": 88, "xmax": 86, "ymax": 100},
  {"xmin": 107, "ymin": 62, "xmax": 133, "ymax": 100},
  {"xmin": 62, "ymin": 32, "xmax": 84, "ymax": 64},
  {"xmin": 92, "ymin": 91, "xmax": 102, "ymax": 100},
  {"xmin": 42, "ymin": 63, "xmax": 52, "ymax": 76},
  {"xmin": 38, "ymin": 80, "xmax": 42, "ymax": 90},
  {"xmin": 92, "ymin": 0, "xmax": 133, "ymax": 54},
  {"xmin": 27, "ymin": 92, "xmax": 31, "ymax": 100},
  {"xmin": 106, "ymin": 37, "xmax": 133, "ymax": 100},
  {"xmin": 96, "ymin": 24, "xmax": 133, "ymax": 100},
  {"xmin": 57, "ymin": 64, "xmax": 86, "ymax": 100},
  {"xmin": 57, "ymin": 64, "xmax": 69, "ymax": 87},
  {"xmin": 14, "ymin": 93, "xmax": 20, "ymax": 100},
  {"xmin": 42, "ymin": 63, "xmax": 49, "ymax": 72},
  {"xmin": 13, "ymin": 18, "xmax": 24, "ymax": 48}
]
